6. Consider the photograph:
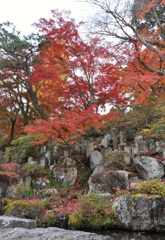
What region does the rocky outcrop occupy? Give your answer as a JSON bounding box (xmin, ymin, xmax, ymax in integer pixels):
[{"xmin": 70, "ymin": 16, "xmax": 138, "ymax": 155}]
[
  {"xmin": 113, "ymin": 196, "xmax": 165, "ymax": 232},
  {"xmin": 88, "ymin": 167, "xmax": 130, "ymax": 194},
  {"xmin": 52, "ymin": 167, "xmax": 77, "ymax": 186},
  {"xmin": 134, "ymin": 156, "xmax": 164, "ymax": 180},
  {"xmin": 0, "ymin": 216, "xmax": 36, "ymax": 228},
  {"xmin": 0, "ymin": 227, "xmax": 112, "ymax": 240}
]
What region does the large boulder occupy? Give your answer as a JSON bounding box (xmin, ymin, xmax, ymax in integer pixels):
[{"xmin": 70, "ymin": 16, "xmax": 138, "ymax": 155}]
[
  {"xmin": 0, "ymin": 216, "xmax": 36, "ymax": 228},
  {"xmin": 113, "ymin": 196, "xmax": 165, "ymax": 232},
  {"xmin": 0, "ymin": 227, "xmax": 112, "ymax": 240},
  {"xmin": 88, "ymin": 167, "xmax": 130, "ymax": 194},
  {"xmin": 90, "ymin": 150, "xmax": 103, "ymax": 170},
  {"xmin": 134, "ymin": 156, "xmax": 164, "ymax": 180},
  {"xmin": 52, "ymin": 167, "xmax": 77, "ymax": 186},
  {"xmin": 4, "ymin": 200, "xmax": 43, "ymax": 219}
]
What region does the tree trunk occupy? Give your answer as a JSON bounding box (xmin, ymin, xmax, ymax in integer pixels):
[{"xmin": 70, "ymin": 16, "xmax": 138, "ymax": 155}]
[
  {"xmin": 10, "ymin": 118, "xmax": 16, "ymax": 142},
  {"xmin": 27, "ymin": 82, "xmax": 48, "ymax": 120}
]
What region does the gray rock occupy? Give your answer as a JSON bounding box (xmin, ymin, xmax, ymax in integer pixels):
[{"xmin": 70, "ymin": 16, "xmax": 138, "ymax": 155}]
[
  {"xmin": 113, "ymin": 196, "xmax": 165, "ymax": 232},
  {"xmin": 0, "ymin": 227, "xmax": 112, "ymax": 240},
  {"xmin": 0, "ymin": 216, "xmax": 36, "ymax": 228},
  {"xmin": 37, "ymin": 188, "xmax": 58, "ymax": 198},
  {"xmin": 90, "ymin": 150, "xmax": 103, "ymax": 170},
  {"xmin": 53, "ymin": 167, "xmax": 77, "ymax": 186},
  {"xmin": 40, "ymin": 145, "xmax": 47, "ymax": 154},
  {"xmin": 134, "ymin": 156, "xmax": 164, "ymax": 180},
  {"xmin": 88, "ymin": 169, "xmax": 130, "ymax": 194},
  {"xmin": 27, "ymin": 157, "xmax": 33, "ymax": 164},
  {"xmin": 134, "ymin": 135, "xmax": 143, "ymax": 148},
  {"xmin": 86, "ymin": 141, "xmax": 94, "ymax": 158},
  {"xmin": 32, "ymin": 177, "xmax": 50, "ymax": 190},
  {"xmin": 101, "ymin": 147, "xmax": 113, "ymax": 156},
  {"xmin": 40, "ymin": 157, "xmax": 49, "ymax": 168},
  {"xmin": 5, "ymin": 184, "xmax": 18, "ymax": 198}
]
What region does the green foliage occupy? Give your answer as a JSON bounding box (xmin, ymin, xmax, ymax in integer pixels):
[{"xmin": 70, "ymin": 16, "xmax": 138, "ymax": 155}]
[
  {"xmin": 131, "ymin": 193, "xmax": 145, "ymax": 200},
  {"xmin": 3, "ymin": 198, "xmax": 44, "ymax": 219},
  {"xmin": 69, "ymin": 193, "xmax": 120, "ymax": 230},
  {"xmin": 3, "ymin": 134, "xmax": 43, "ymax": 163},
  {"xmin": 134, "ymin": 180, "xmax": 165, "ymax": 196},
  {"xmin": 104, "ymin": 152, "xmax": 125, "ymax": 162},
  {"xmin": 21, "ymin": 163, "xmax": 47, "ymax": 178},
  {"xmin": 135, "ymin": 102, "xmax": 165, "ymax": 140},
  {"xmin": 77, "ymin": 165, "xmax": 92, "ymax": 187},
  {"xmin": 3, "ymin": 199, "xmax": 41, "ymax": 211},
  {"xmin": 42, "ymin": 210, "xmax": 58, "ymax": 227},
  {"xmin": 103, "ymin": 152, "xmax": 134, "ymax": 172},
  {"xmin": 6, "ymin": 181, "xmax": 38, "ymax": 199}
]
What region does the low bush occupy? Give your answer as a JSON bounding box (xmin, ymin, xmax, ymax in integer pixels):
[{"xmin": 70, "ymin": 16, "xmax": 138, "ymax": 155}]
[
  {"xmin": 3, "ymin": 134, "xmax": 42, "ymax": 163},
  {"xmin": 134, "ymin": 180, "xmax": 165, "ymax": 196},
  {"xmin": 21, "ymin": 163, "xmax": 47, "ymax": 179},
  {"xmin": 69, "ymin": 193, "xmax": 120, "ymax": 230}
]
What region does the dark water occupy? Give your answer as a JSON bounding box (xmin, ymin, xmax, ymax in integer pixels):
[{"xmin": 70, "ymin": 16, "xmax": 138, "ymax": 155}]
[
  {"xmin": 106, "ymin": 231, "xmax": 165, "ymax": 240},
  {"xmin": 104, "ymin": 230, "xmax": 165, "ymax": 240}
]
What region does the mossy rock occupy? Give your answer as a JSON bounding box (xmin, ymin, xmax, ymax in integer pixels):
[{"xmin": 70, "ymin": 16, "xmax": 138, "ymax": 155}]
[{"xmin": 3, "ymin": 199, "xmax": 44, "ymax": 219}]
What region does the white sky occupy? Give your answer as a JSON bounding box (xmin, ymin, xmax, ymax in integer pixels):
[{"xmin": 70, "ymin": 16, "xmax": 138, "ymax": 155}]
[{"xmin": 0, "ymin": 0, "xmax": 95, "ymax": 34}]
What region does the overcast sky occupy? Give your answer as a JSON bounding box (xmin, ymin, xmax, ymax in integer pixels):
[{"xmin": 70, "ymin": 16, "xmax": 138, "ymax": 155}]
[{"xmin": 0, "ymin": 0, "xmax": 95, "ymax": 34}]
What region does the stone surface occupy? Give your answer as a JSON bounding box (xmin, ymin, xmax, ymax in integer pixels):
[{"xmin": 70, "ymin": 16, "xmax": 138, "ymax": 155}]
[
  {"xmin": 101, "ymin": 147, "xmax": 113, "ymax": 156},
  {"xmin": 134, "ymin": 156, "xmax": 164, "ymax": 180},
  {"xmin": 113, "ymin": 196, "xmax": 165, "ymax": 232},
  {"xmin": 4, "ymin": 203, "xmax": 43, "ymax": 219},
  {"xmin": 124, "ymin": 146, "xmax": 132, "ymax": 165},
  {"xmin": 53, "ymin": 167, "xmax": 77, "ymax": 186},
  {"xmin": 37, "ymin": 188, "xmax": 58, "ymax": 198},
  {"xmin": 101, "ymin": 138, "xmax": 108, "ymax": 148},
  {"xmin": 134, "ymin": 135, "xmax": 143, "ymax": 149},
  {"xmin": 27, "ymin": 157, "xmax": 33, "ymax": 164},
  {"xmin": 32, "ymin": 177, "xmax": 50, "ymax": 190},
  {"xmin": 0, "ymin": 227, "xmax": 112, "ymax": 240},
  {"xmin": 0, "ymin": 216, "xmax": 36, "ymax": 228},
  {"xmin": 40, "ymin": 157, "xmax": 49, "ymax": 168},
  {"xmin": 86, "ymin": 141, "xmax": 94, "ymax": 158},
  {"xmin": 88, "ymin": 168, "xmax": 130, "ymax": 194},
  {"xmin": 90, "ymin": 150, "xmax": 103, "ymax": 170},
  {"xmin": 5, "ymin": 184, "xmax": 18, "ymax": 198}
]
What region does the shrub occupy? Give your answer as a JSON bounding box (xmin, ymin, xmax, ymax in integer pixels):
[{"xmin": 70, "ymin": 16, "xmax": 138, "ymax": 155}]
[
  {"xmin": 0, "ymin": 163, "xmax": 20, "ymax": 172},
  {"xmin": 0, "ymin": 171, "xmax": 19, "ymax": 182},
  {"xmin": 103, "ymin": 152, "xmax": 134, "ymax": 172},
  {"xmin": 3, "ymin": 134, "xmax": 43, "ymax": 163},
  {"xmin": 21, "ymin": 163, "xmax": 47, "ymax": 179},
  {"xmin": 0, "ymin": 163, "xmax": 21, "ymax": 182},
  {"xmin": 6, "ymin": 181, "xmax": 37, "ymax": 199},
  {"xmin": 104, "ymin": 152, "xmax": 125, "ymax": 162},
  {"xmin": 69, "ymin": 193, "xmax": 120, "ymax": 230},
  {"xmin": 134, "ymin": 180, "xmax": 165, "ymax": 196},
  {"xmin": 42, "ymin": 210, "xmax": 58, "ymax": 227}
]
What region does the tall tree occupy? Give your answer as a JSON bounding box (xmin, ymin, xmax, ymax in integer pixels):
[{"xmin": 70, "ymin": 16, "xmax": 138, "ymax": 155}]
[
  {"xmin": 25, "ymin": 10, "xmax": 126, "ymax": 145},
  {"xmin": 86, "ymin": 0, "xmax": 165, "ymax": 104},
  {"xmin": 0, "ymin": 22, "xmax": 47, "ymax": 122}
]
